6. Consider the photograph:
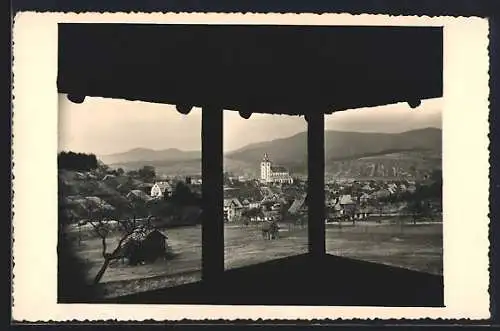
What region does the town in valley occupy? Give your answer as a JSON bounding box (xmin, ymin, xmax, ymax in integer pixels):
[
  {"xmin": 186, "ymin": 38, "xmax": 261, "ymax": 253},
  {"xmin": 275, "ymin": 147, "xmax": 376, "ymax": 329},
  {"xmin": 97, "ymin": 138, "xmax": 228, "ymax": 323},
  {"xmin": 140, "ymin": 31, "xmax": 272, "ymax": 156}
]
[{"xmin": 58, "ymin": 127, "xmax": 442, "ymax": 300}]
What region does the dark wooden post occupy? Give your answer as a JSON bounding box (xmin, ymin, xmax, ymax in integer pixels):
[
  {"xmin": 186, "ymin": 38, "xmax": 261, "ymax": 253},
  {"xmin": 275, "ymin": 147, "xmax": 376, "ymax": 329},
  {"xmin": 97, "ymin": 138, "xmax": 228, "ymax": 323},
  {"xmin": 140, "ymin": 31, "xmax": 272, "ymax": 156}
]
[
  {"xmin": 307, "ymin": 113, "xmax": 326, "ymax": 257},
  {"xmin": 201, "ymin": 106, "xmax": 224, "ymax": 282}
]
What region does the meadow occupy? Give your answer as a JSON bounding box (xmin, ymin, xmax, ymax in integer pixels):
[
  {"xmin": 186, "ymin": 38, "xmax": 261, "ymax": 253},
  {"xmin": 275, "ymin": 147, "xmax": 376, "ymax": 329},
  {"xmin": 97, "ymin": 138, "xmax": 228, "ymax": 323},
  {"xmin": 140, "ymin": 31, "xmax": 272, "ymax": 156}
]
[{"xmin": 67, "ymin": 218, "xmax": 443, "ymax": 299}]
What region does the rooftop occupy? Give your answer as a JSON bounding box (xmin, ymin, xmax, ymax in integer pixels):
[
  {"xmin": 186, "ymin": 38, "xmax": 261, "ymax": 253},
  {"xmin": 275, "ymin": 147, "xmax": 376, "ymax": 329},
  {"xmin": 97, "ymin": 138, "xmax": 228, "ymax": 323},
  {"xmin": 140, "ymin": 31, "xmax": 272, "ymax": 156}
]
[{"xmin": 270, "ymin": 166, "xmax": 288, "ymax": 173}]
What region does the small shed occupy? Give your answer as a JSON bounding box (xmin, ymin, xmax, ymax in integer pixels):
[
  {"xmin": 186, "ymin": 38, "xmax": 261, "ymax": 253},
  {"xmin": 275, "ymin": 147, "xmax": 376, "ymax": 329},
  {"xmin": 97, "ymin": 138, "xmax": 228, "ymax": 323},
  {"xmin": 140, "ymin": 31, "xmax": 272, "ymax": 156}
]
[{"xmin": 118, "ymin": 225, "xmax": 167, "ymax": 265}]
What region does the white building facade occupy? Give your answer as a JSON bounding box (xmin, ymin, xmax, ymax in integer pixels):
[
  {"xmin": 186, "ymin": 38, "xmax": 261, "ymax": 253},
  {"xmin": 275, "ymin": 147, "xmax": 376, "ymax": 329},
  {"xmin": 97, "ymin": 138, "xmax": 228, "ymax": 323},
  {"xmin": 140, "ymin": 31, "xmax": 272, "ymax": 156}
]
[
  {"xmin": 150, "ymin": 181, "xmax": 173, "ymax": 198},
  {"xmin": 260, "ymin": 153, "xmax": 293, "ymax": 184}
]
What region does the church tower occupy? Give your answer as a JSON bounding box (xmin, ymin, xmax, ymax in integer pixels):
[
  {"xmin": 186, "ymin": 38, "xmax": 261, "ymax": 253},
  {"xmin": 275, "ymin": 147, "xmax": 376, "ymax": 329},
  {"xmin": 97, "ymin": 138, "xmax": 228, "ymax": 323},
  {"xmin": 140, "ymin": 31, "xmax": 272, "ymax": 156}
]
[{"xmin": 260, "ymin": 153, "xmax": 271, "ymax": 182}]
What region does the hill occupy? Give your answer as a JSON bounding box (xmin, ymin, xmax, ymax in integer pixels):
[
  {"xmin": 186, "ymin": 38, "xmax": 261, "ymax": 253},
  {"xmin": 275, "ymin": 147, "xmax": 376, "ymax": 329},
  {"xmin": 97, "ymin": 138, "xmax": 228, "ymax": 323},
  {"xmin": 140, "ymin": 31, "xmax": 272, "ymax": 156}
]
[
  {"xmin": 226, "ymin": 127, "xmax": 441, "ymax": 163},
  {"xmin": 58, "ymin": 168, "xmax": 203, "ymax": 227},
  {"xmin": 99, "ymin": 148, "xmax": 201, "ymax": 165},
  {"xmin": 102, "ymin": 128, "xmax": 441, "ymax": 177},
  {"xmin": 225, "ymin": 127, "xmax": 441, "ymax": 175},
  {"xmin": 109, "ymin": 158, "xmax": 203, "ymax": 176},
  {"xmin": 107, "ymin": 157, "xmax": 259, "ymax": 178}
]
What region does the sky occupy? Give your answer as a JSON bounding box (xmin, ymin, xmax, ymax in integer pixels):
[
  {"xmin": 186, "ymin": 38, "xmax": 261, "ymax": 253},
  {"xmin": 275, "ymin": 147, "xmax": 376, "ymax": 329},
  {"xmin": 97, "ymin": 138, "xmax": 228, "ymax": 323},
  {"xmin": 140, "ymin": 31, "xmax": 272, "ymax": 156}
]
[{"xmin": 58, "ymin": 94, "xmax": 443, "ymax": 156}]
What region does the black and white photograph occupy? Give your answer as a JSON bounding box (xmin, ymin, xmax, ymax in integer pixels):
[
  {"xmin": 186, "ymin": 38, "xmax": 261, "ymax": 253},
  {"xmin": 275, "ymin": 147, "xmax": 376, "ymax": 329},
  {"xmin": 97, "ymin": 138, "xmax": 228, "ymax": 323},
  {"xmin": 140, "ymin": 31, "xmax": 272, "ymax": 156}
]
[
  {"xmin": 56, "ymin": 22, "xmax": 444, "ymax": 306},
  {"xmin": 12, "ymin": 12, "xmax": 490, "ymax": 321}
]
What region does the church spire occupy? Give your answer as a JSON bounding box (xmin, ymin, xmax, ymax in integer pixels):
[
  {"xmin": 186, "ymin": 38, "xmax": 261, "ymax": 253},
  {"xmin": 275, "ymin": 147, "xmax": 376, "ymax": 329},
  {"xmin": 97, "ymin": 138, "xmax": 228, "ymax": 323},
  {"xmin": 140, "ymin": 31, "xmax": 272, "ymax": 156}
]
[{"xmin": 263, "ymin": 153, "xmax": 269, "ymax": 162}]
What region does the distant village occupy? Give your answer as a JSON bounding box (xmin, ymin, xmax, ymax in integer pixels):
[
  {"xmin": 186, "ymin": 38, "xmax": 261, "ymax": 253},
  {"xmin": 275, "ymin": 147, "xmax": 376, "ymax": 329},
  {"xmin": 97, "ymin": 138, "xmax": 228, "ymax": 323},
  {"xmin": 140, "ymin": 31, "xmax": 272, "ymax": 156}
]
[
  {"xmin": 59, "ymin": 151, "xmax": 442, "ymax": 230},
  {"xmin": 221, "ymin": 153, "xmax": 442, "ymax": 225},
  {"xmin": 119, "ymin": 152, "xmax": 441, "ymax": 225}
]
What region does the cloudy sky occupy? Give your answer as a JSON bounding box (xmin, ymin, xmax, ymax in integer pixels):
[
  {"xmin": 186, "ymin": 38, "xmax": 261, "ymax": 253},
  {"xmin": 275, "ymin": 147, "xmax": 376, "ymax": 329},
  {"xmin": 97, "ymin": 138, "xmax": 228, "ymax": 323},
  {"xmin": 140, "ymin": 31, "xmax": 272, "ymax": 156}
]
[{"xmin": 58, "ymin": 94, "xmax": 442, "ymax": 156}]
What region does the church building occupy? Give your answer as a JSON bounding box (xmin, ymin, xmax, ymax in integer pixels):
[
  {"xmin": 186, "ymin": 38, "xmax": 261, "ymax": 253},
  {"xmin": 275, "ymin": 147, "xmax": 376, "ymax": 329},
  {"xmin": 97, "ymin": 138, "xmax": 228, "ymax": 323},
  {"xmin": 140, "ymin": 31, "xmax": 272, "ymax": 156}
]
[{"xmin": 260, "ymin": 153, "xmax": 294, "ymax": 184}]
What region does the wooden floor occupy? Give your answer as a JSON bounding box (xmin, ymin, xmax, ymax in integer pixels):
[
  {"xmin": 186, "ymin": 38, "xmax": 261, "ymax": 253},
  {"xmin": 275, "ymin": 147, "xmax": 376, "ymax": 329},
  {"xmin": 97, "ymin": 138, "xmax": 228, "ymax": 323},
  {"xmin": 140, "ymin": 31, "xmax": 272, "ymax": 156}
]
[{"xmin": 106, "ymin": 253, "xmax": 444, "ymax": 307}]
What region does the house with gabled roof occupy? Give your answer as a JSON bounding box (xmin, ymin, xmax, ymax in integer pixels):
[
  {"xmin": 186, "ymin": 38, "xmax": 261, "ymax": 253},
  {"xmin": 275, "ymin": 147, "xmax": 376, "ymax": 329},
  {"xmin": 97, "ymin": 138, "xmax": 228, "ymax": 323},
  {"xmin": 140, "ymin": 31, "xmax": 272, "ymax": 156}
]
[
  {"xmin": 326, "ymin": 200, "xmax": 343, "ymax": 221},
  {"xmin": 137, "ymin": 182, "xmax": 155, "ymax": 194},
  {"xmin": 126, "ymin": 189, "xmax": 153, "ymax": 203},
  {"xmin": 151, "ymin": 181, "xmax": 173, "ymax": 198},
  {"xmin": 224, "ymin": 198, "xmax": 244, "ymax": 222},
  {"xmin": 371, "ymin": 188, "xmax": 391, "ymax": 200},
  {"xmin": 339, "ymin": 194, "xmax": 357, "ymax": 215},
  {"xmin": 288, "ymin": 196, "xmax": 307, "ymax": 215},
  {"xmin": 114, "ymin": 224, "xmax": 167, "ymax": 265}
]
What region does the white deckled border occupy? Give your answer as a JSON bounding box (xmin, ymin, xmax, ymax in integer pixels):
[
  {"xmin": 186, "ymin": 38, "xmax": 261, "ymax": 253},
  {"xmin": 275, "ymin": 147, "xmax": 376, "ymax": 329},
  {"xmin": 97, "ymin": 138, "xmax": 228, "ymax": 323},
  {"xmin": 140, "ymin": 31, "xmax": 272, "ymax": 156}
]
[{"xmin": 11, "ymin": 12, "xmax": 490, "ymax": 321}]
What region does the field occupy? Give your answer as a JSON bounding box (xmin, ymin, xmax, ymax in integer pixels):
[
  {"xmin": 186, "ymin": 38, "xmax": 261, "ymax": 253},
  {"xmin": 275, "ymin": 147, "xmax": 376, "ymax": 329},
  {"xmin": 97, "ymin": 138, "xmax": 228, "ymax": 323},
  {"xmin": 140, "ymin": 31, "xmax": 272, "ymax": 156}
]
[{"xmin": 67, "ymin": 218, "xmax": 442, "ymax": 299}]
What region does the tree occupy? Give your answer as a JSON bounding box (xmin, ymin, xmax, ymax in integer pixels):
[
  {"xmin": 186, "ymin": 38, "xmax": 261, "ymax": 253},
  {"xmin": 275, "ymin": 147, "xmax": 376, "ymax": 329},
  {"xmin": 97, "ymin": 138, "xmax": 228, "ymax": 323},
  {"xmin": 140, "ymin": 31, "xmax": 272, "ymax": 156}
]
[
  {"xmin": 171, "ymin": 181, "xmax": 197, "ymax": 206},
  {"xmin": 374, "ymin": 201, "xmax": 384, "ymax": 223},
  {"xmin": 84, "ymin": 198, "xmax": 124, "ymax": 274},
  {"xmin": 86, "ymin": 197, "xmax": 156, "ymax": 284},
  {"xmin": 58, "ymin": 180, "xmax": 72, "ymax": 223},
  {"xmin": 127, "ymin": 196, "xmax": 150, "ymax": 222},
  {"xmin": 116, "ymin": 168, "xmax": 125, "ymax": 176},
  {"xmin": 88, "ymin": 217, "xmax": 137, "ymax": 284},
  {"xmin": 150, "ymin": 200, "xmax": 178, "ymax": 222},
  {"xmin": 406, "ymin": 199, "xmax": 424, "ymax": 225},
  {"xmin": 84, "ymin": 198, "xmax": 116, "ymax": 284},
  {"xmin": 99, "ymin": 163, "xmax": 110, "ymax": 174},
  {"xmin": 428, "ymin": 169, "xmax": 443, "ymax": 199},
  {"xmin": 58, "ymin": 151, "xmax": 98, "ymax": 171},
  {"xmin": 242, "ymin": 207, "xmax": 261, "ymax": 219},
  {"xmin": 127, "ymin": 170, "xmax": 139, "ymax": 178},
  {"xmin": 279, "ymin": 203, "xmax": 290, "ymax": 222},
  {"xmin": 138, "ymin": 166, "xmax": 156, "ymax": 182},
  {"xmin": 261, "ymin": 201, "xmax": 274, "ymax": 211},
  {"xmin": 346, "ymin": 207, "xmax": 356, "ymax": 225}
]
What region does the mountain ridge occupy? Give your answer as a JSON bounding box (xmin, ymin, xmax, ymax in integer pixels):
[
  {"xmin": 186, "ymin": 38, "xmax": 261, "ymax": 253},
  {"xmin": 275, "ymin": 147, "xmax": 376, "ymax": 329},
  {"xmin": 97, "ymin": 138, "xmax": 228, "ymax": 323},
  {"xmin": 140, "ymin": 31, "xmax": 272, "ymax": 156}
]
[
  {"xmin": 99, "ymin": 147, "xmax": 201, "ymax": 165},
  {"xmin": 100, "ymin": 127, "xmax": 441, "ymax": 177},
  {"xmin": 102, "ymin": 127, "xmax": 441, "ymax": 158}
]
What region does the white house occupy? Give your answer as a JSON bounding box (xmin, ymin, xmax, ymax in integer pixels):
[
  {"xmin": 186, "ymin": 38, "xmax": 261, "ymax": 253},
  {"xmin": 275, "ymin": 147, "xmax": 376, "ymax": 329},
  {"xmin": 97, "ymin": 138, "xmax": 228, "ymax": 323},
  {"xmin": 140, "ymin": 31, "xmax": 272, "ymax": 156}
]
[
  {"xmin": 248, "ymin": 201, "xmax": 261, "ymax": 209},
  {"xmin": 150, "ymin": 181, "xmax": 173, "ymax": 198},
  {"xmin": 224, "ymin": 198, "xmax": 244, "ymax": 222}
]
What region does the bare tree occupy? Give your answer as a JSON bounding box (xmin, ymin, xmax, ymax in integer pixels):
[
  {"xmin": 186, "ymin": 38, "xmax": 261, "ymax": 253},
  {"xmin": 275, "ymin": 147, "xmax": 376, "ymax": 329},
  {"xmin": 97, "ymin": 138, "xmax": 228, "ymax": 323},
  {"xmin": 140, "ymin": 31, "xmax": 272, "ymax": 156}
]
[
  {"xmin": 88, "ymin": 218, "xmax": 133, "ymax": 284},
  {"xmin": 88, "ymin": 197, "xmax": 159, "ymax": 284},
  {"xmin": 406, "ymin": 199, "xmax": 424, "ymax": 225},
  {"xmin": 85, "ymin": 198, "xmax": 131, "ymax": 284},
  {"xmin": 376, "ymin": 201, "xmax": 384, "ymax": 223},
  {"xmin": 349, "ymin": 208, "xmax": 356, "ymax": 226}
]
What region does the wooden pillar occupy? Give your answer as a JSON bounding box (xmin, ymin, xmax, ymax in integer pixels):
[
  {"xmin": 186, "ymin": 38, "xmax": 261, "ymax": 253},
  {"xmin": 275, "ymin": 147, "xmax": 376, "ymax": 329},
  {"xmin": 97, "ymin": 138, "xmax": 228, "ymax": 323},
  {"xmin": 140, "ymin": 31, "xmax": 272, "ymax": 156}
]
[
  {"xmin": 307, "ymin": 113, "xmax": 326, "ymax": 257},
  {"xmin": 201, "ymin": 106, "xmax": 224, "ymax": 282}
]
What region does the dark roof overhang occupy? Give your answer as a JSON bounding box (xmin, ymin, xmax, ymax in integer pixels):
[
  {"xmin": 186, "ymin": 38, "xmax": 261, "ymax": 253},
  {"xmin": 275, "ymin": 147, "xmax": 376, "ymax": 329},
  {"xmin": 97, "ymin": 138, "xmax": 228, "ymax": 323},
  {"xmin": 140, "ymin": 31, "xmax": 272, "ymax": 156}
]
[{"xmin": 57, "ymin": 23, "xmax": 443, "ymax": 115}]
